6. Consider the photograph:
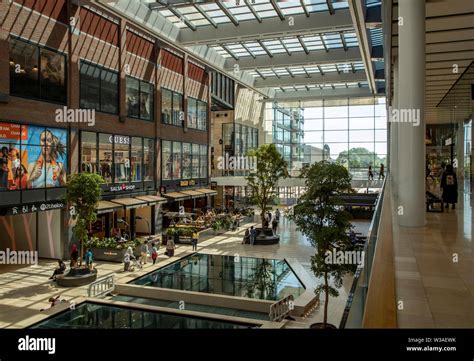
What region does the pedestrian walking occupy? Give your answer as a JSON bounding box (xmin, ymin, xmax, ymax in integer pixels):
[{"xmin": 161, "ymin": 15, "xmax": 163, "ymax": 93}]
[{"xmin": 191, "ymin": 229, "xmax": 198, "ymax": 251}]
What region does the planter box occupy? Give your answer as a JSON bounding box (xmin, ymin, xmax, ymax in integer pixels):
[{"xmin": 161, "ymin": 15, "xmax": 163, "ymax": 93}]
[
  {"xmin": 198, "ymin": 227, "xmax": 227, "ymax": 242},
  {"xmin": 91, "ymin": 246, "xmax": 141, "ymax": 263}
]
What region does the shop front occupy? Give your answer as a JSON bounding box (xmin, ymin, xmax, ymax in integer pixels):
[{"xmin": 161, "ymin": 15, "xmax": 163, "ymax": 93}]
[{"xmin": 0, "ymin": 121, "xmax": 68, "ymax": 259}]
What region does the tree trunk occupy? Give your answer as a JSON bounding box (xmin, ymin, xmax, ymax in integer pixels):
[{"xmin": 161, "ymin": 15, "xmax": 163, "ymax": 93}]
[
  {"xmin": 323, "ymin": 270, "xmax": 329, "ymax": 328},
  {"xmin": 79, "ymin": 238, "xmax": 83, "ymax": 267}
]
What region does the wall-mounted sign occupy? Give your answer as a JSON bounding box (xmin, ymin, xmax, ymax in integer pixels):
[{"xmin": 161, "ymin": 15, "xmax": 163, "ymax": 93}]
[
  {"xmin": 445, "ymin": 138, "xmax": 452, "ymax": 146},
  {"xmin": 109, "ymin": 184, "xmax": 136, "ymax": 192},
  {"xmin": 189, "ymin": 180, "xmax": 196, "ymax": 186},
  {"xmin": 6, "ymin": 201, "xmax": 65, "ymax": 216},
  {"xmin": 180, "ymin": 180, "xmax": 189, "ymax": 187},
  {"xmin": 108, "ymin": 135, "xmax": 130, "ymax": 145}
]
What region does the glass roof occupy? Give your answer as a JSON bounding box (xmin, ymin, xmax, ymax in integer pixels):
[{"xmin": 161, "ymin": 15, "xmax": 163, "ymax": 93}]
[
  {"xmin": 209, "ymin": 31, "xmax": 358, "ymax": 58},
  {"xmin": 145, "ymin": 0, "xmax": 350, "ymax": 29},
  {"xmin": 248, "ymin": 61, "xmax": 365, "ymax": 78},
  {"xmin": 273, "ymin": 81, "xmax": 369, "ymax": 92}
]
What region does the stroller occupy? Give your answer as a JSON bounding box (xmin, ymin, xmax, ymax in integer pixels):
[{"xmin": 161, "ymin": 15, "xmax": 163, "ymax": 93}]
[{"xmin": 128, "ymin": 255, "xmax": 143, "ymax": 272}]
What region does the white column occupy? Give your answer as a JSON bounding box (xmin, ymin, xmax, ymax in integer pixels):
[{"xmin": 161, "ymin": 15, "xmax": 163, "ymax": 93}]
[
  {"xmin": 390, "ymin": 57, "xmax": 399, "ymax": 196},
  {"xmin": 397, "ymin": 0, "xmax": 426, "ymax": 227}
]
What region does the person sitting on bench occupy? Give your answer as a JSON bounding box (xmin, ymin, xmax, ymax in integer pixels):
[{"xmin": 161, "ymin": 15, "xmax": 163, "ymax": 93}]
[{"xmin": 49, "ymin": 260, "xmax": 66, "ymax": 280}]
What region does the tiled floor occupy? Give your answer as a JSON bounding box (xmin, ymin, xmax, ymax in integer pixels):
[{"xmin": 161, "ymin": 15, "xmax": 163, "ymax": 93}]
[
  {"xmin": 394, "ymin": 186, "xmax": 474, "ymax": 328},
  {"xmin": 0, "ymin": 213, "xmax": 370, "ymax": 329}
]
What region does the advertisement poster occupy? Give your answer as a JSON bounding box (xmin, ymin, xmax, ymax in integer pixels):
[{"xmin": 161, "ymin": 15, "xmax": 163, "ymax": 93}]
[{"xmin": 0, "ymin": 122, "xmax": 67, "ymax": 190}]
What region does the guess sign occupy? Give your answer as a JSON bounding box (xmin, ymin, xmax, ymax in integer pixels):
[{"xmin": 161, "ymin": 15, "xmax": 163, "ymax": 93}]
[{"xmin": 108, "ymin": 135, "xmax": 130, "ymax": 145}]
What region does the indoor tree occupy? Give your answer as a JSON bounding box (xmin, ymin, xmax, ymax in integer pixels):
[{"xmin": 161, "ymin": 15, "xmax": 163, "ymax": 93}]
[
  {"xmin": 246, "ymin": 144, "xmax": 288, "ymax": 228},
  {"xmin": 65, "ymin": 172, "xmax": 104, "ymax": 267},
  {"xmin": 289, "ymin": 161, "xmax": 355, "ymax": 328}
]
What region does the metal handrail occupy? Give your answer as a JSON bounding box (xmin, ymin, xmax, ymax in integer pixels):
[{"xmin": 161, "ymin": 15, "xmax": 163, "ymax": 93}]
[
  {"xmin": 87, "ymin": 274, "xmax": 115, "ymax": 298},
  {"xmin": 269, "ymin": 294, "xmax": 294, "ymax": 322}
]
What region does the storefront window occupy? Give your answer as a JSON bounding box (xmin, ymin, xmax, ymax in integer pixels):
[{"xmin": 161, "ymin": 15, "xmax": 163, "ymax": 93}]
[
  {"xmin": 131, "ymin": 137, "xmax": 143, "ymax": 182},
  {"xmin": 140, "ymin": 82, "xmax": 153, "ymax": 121},
  {"xmin": 10, "ymin": 38, "xmax": 67, "ymax": 104},
  {"xmin": 200, "ymin": 144, "xmax": 208, "ymax": 179},
  {"xmin": 83, "ymin": 132, "xmax": 153, "ymax": 185},
  {"xmin": 172, "ymin": 142, "xmax": 182, "ymax": 179},
  {"xmin": 162, "ymin": 140, "xmax": 172, "ymax": 180},
  {"xmin": 192, "ymin": 143, "xmax": 199, "ymax": 178},
  {"xmin": 144, "ymin": 138, "xmax": 154, "ymax": 182},
  {"xmin": 182, "ymin": 143, "xmax": 191, "ymax": 179},
  {"xmin": 0, "ymin": 123, "xmax": 67, "ymax": 191},
  {"xmin": 114, "ymin": 139, "xmax": 130, "ymax": 183},
  {"xmin": 98, "ymin": 134, "xmax": 113, "ymax": 183},
  {"xmin": 81, "ymin": 132, "xmax": 97, "ymax": 174}
]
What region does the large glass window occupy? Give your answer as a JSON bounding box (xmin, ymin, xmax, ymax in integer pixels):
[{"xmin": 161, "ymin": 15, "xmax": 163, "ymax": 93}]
[
  {"xmin": 161, "ymin": 89, "xmax": 172, "ymax": 125},
  {"xmin": 131, "ymin": 137, "xmax": 143, "ymax": 182},
  {"xmin": 187, "ymin": 98, "xmax": 197, "ymax": 129},
  {"xmin": 98, "ymin": 134, "xmax": 113, "ymax": 183},
  {"xmin": 162, "ymin": 140, "xmax": 172, "ymax": 180},
  {"xmin": 173, "ymin": 92, "xmax": 183, "ymax": 126},
  {"xmin": 200, "ymin": 144, "xmax": 208, "ymax": 179},
  {"xmin": 192, "ymin": 143, "xmax": 200, "ymax": 178},
  {"xmin": 182, "ymin": 143, "xmax": 192, "ymax": 179},
  {"xmin": 303, "ymin": 97, "xmax": 387, "ymax": 179},
  {"xmin": 198, "ymin": 100, "xmax": 208, "ymax": 131},
  {"xmin": 126, "ymin": 77, "xmax": 153, "ymax": 120},
  {"xmin": 172, "ymin": 142, "xmax": 182, "ymax": 179},
  {"xmin": 10, "ymin": 38, "xmax": 66, "ymax": 103},
  {"xmin": 80, "ymin": 61, "xmax": 119, "ymax": 114},
  {"xmin": 81, "ymin": 132, "xmax": 97, "ymax": 174},
  {"xmin": 144, "ymin": 138, "xmax": 154, "ymax": 181}
]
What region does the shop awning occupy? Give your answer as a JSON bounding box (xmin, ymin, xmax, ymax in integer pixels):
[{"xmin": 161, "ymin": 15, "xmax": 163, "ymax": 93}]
[
  {"xmin": 96, "ymin": 200, "xmax": 123, "ymax": 214},
  {"xmin": 180, "ymin": 190, "xmax": 206, "ymax": 199},
  {"xmin": 135, "ymin": 195, "xmax": 167, "ymax": 205},
  {"xmin": 196, "ymin": 188, "xmax": 218, "ymax": 196},
  {"xmin": 163, "ymin": 192, "xmax": 191, "ymax": 201},
  {"xmin": 110, "ymin": 197, "xmax": 148, "ymax": 209}
]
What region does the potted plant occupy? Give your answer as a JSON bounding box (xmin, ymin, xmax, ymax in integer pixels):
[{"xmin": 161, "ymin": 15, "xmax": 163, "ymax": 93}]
[
  {"xmin": 62, "ymin": 172, "xmax": 104, "ymax": 285},
  {"xmin": 289, "ymin": 161, "xmax": 355, "ymax": 329},
  {"xmin": 246, "ymin": 144, "xmax": 288, "ymax": 234}
]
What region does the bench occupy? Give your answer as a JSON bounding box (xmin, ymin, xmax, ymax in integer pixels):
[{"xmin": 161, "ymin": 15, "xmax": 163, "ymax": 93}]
[{"xmin": 426, "ymin": 191, "xmax": 444, "ymax": 212}]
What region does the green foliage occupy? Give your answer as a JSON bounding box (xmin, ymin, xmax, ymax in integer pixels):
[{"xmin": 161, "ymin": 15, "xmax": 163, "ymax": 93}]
[
  {"xmin": 246, "ymin": 144, "xmax": 288, "ymax": 227},
  {"xmin": 336, "ymin": 147, "xmax": 386, "ymax": 168},
  {"xmin": 84, "ymin": 237, "xmax": 141, "ymax": 250},
  {"xmin": 289, "ymin": 161, "xmax": 355, "ymax": 327},
  {"xmin": 65, "ymin": 173, "xmax": 104, "ymax": 264}
]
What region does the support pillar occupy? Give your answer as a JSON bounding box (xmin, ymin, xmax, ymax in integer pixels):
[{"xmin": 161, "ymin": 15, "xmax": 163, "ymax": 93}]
[
  {"xmin": 397, "ymin": 0, "xmax": 426, "ymax": 227},
  {"xmin": 390, "ymin": 57, "xmax": 399, "ymax": 196}
]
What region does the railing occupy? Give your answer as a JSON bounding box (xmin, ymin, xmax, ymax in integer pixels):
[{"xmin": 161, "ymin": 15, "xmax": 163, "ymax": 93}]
[
  {"xmin": 339, "ymin": 177, "xmax": 387, "ymax": 328},
  {"xmin": 87, "ymin": 274, "xmax": 115, "ymax": 298},
  {"xmin": 269, "ymin": 294, "xmax": 294, "ymax": 322}
]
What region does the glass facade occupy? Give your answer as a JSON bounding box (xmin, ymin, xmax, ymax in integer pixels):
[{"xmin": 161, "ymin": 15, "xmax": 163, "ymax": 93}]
[
  {"xmin": 303, "ymin": 97, "xmax": 387, "ymax": 179},
  {"xmin": 81, "ymin": 132, "xmax": 154, "ymax": 185},
  {"xmin": 9, "ymin": 38, "xmax": 66, "ymax": 104},
  {"xmin": 161, "ymin": 140, "xmax": 208, "ymax": 181},
  {"xmin": 272, "ymin": 106, "xmax": 304, "ymax": 173}
]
